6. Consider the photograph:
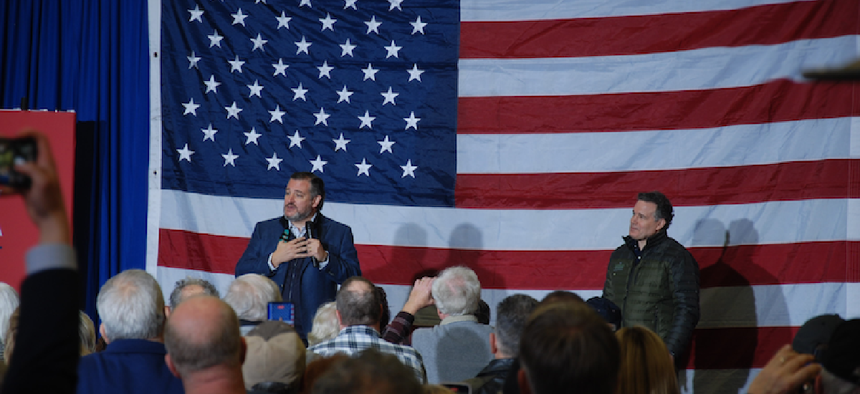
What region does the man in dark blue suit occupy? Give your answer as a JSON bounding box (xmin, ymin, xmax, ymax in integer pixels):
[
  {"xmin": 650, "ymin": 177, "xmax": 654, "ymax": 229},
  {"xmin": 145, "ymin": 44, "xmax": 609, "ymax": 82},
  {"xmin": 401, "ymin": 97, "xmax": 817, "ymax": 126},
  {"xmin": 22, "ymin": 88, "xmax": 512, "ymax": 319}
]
[{"xmin": 235, "ymin": 172, "xmax": 361, "ymax": 342}]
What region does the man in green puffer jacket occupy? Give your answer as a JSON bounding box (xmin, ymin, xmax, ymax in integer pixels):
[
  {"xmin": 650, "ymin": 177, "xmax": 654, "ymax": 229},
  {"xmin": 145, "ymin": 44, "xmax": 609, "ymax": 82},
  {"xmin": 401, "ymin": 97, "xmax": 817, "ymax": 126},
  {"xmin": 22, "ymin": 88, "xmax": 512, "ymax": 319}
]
[{"xmin": 603, "ymin": 191, "xmax": 700, "ymax": 362}]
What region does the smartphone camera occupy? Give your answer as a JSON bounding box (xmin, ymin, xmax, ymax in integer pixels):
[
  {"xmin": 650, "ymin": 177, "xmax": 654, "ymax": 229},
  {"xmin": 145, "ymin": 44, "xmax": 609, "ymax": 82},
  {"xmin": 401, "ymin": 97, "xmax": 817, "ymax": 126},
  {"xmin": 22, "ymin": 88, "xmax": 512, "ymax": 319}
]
[{"xmin": 0, "ymin": 137, "xmax": 38, "ymax": 188}]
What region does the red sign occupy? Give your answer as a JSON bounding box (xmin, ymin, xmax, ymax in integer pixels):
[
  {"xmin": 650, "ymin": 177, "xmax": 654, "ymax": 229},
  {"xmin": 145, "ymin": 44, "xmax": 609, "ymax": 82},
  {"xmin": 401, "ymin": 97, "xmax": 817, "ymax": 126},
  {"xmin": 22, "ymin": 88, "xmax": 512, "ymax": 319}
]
[{"xmin": 0, "ymin": 110, "xmax": 76, "ymax": 290}]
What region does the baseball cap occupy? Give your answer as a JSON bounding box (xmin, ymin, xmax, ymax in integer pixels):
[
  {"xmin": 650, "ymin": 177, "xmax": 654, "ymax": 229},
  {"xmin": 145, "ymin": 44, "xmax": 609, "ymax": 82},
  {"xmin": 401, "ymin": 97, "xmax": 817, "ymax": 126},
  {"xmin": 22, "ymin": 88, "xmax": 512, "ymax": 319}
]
[
  {"xmin": 820, "ymin": 319, "xmax": 860, "ymax": 385},
  {"xmin": 792, "ymin": 314, "xmax": 844, "ymax": 356}
]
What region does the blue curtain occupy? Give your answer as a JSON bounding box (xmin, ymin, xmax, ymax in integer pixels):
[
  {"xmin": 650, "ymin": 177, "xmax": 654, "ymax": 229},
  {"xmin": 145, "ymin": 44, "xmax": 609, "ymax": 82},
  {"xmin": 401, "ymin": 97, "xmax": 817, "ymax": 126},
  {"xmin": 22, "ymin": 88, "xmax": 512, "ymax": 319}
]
[{"xmin": 0, "ymin": 0, "xmax": 149, "ymax": 320}]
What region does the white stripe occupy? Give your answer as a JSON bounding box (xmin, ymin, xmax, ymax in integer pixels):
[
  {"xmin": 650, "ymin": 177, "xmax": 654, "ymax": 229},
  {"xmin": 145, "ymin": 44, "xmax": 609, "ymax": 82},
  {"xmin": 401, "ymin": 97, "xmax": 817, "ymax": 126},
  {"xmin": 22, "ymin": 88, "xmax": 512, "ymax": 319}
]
[
  {"xmin": 461, "ymin": 0, "xmax": 810, "ymax": 21},
  {"xmin": 458, "ymin": 37, "xmax": 855, "ymax": 97},
  {"xmin": 160, "ymin": 190, "xmax": 852, "ymax": 250},
  {"xmin": 146, "ymin": 0, "xmax": 163, "ymax": 276},
  {"xmin": 848, "ymin": 283, "xmax": 860, "ymax": 319},
  {"xmin": 849, "ymin": 199, "xmax": 860, "ymax": 241},
  {"xmin": 457, "ymin": 118, "xmax": 850, "ymax": 174},
  {"xmin": 156, "ymin": 267, "xmax": 849, "ymax": 328}
]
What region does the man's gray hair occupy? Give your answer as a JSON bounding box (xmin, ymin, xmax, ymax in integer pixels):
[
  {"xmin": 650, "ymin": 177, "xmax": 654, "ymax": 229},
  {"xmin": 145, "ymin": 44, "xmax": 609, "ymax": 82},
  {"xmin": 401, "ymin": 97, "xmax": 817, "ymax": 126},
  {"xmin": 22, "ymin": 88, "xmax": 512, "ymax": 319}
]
[
  {"xmin": 0, "ymin": 283, "xmax": 19, "ymax": 344},
  {"xmin": 96, "ymin": 269, "xmax": 165, "ymax": 340},
  {"xmin": 820, "ymin": 368, "xmax": 860, "ymax": 394},
  {"xmin": 495, "ymin": 294, "xmax": 539, "ymax": 357},
  {"xmin": 169, "ymin": 277, "xmax": 220, "ymax": 310},
  {"xmin": 432, "ymin": 266, "xmax": 481, "ymax": 316},
  {"xmin": 223, "ymin": 274, "xmax": 282, "ymax": 321}
]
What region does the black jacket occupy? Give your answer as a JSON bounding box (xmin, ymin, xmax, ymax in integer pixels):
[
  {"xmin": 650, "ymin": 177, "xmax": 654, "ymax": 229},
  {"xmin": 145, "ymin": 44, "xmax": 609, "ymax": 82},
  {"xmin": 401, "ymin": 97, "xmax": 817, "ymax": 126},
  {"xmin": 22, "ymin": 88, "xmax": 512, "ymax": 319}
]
[{"xmin": 603, "ymin": 231, "xmax": 700, "ymax": 356}]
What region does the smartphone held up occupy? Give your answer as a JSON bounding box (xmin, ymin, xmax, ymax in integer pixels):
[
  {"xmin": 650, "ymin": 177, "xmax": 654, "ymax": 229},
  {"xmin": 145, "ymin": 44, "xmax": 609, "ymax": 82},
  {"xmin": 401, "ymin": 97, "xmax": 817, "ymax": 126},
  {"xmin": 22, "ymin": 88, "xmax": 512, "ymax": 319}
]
[{"xmin": 0, "ymin": 136, "xmax": 38, "ymax": 188}]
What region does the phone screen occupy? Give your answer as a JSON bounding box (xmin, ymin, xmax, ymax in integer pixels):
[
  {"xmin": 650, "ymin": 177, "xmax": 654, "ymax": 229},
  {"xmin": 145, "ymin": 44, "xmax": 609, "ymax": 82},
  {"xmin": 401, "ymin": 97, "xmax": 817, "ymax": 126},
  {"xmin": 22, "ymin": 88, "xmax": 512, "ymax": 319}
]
[
  {"xmin": 0, "ymin": 137, "xmax": 37, "ymax": 188},
  {"xmin": 267, "ymin": 302, "xmax": 295, "ymax": 325}
]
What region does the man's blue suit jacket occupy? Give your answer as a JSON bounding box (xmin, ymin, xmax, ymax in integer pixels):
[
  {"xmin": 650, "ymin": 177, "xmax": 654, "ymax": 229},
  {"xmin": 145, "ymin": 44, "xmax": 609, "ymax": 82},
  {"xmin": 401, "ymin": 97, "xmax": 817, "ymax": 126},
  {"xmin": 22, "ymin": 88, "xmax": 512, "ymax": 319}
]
[{"xmin": 235, "ymin": 214, "xmax": 361, "ymax": 339}]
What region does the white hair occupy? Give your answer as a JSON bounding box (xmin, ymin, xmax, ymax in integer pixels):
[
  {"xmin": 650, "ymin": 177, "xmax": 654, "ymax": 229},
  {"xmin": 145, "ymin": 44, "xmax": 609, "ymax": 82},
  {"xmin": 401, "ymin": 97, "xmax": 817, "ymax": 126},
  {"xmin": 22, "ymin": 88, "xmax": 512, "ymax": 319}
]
[
  {"xmin": 308, "ymin": 302, "xmax": 339, "ymax": 346},
  {"xmin": 432, "ymin": 266, "xmax": 481, "ymax": 316},
  {"xmin": 223, "ymin": 274, "xmax": 282, "ymax": 321},
  {"xmin": 96, "ymin": 269, "xmax": 165, "ymax": 341},
  {"xmin": 0, "ymin": 283, "xmax": 19, "ymax": 343}
]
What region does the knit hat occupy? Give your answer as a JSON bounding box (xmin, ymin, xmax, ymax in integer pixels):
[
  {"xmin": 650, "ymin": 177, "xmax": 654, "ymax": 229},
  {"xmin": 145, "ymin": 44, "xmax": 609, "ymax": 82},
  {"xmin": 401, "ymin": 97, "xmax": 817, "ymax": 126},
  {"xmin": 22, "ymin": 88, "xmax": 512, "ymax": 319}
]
[
  {"xmin": 792, "ymin": 314, "xmax": 843, "ymax": 356},
  {"xmin": 242, "ymin": 321, "xmax": 306, "ymax": 390},
  {"xmin": 820, "ymin": 319, "xmax": 860, "ymax": 385}
]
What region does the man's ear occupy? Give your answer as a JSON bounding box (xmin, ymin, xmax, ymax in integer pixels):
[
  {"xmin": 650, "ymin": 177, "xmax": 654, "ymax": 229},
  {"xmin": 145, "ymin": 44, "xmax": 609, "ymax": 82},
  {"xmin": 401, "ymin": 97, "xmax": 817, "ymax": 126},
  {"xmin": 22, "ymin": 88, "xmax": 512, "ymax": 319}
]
[
  {"xmin": 518, "ymin": 369, "xmax": 532, "ymax": 394},
  {"xmin": 489, "ymin": 332, "xmax": 498, "ymax": 355},
  {"xmin": 99, "ymin": 323, "xmax": 110, "ymax": 344},
  {"xmin": 336, "ymin": 310, "xmax": 346, "ymax": 329},
  {"xmin": 165, "ymin": 354, "xmax": 181, "ymax": 378},
  {"xmin": 312, "ymin": 194, "xmax": 322, "ymax": 210},
  {"xmin": 164, "ymin": 306, "xmax": 172, "ymax": 319},
  {"xmin": 655, "ymin": 218, "xmax": 666, "ymax": 232}
]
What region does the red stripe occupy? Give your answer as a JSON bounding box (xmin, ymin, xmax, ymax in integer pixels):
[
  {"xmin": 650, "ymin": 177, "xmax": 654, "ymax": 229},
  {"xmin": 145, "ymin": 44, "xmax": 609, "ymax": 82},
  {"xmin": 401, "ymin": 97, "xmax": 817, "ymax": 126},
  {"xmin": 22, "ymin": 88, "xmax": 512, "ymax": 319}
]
[
  {"xmin": 461, "ymin": 1, "xmax": 855, "ymax": 59},
  {"xmin": 158, "ymin": 229, "xmax": 852, "ymax": 289},
  {"xmin": 457, "ymin": 80, "xmax": 855, "ymax": 134},
  {"xmin": 456, "ymin": 160, "xmax": 853, "ymax": 209},
  {"xmin": 685, "ymin": 327, "xmax": 798, "ymax": 369}
]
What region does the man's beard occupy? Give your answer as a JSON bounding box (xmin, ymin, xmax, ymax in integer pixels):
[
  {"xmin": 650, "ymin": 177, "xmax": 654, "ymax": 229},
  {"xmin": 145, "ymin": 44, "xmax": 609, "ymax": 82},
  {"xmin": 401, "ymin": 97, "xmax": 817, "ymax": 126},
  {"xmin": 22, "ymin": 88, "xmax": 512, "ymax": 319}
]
[{"xmin": 284, "ymin": 204, "xmax": 312, "ymax": 222}]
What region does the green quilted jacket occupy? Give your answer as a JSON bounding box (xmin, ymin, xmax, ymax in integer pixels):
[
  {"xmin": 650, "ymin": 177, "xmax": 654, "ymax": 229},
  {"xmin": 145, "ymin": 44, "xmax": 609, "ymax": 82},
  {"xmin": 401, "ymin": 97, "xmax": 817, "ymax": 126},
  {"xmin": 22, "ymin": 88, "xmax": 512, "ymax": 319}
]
[{"xmin": 603, "ymin": 231, "xmax": 700, "ymax": 357}]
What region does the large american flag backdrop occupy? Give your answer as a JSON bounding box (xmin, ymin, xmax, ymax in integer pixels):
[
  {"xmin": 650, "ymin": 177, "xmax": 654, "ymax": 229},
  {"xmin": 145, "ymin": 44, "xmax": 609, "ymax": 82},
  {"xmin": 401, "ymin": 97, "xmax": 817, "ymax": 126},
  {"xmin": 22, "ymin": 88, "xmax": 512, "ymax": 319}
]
[{"xmin": 147, "ymin": 0, "xmax": 860, "ymax": 392}]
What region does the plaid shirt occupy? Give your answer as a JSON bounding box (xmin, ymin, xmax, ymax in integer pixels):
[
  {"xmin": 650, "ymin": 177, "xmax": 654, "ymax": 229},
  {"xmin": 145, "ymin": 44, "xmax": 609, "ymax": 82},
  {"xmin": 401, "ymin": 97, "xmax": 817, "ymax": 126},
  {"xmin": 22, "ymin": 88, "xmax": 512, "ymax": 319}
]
[{"xmin": 307, "ymin": 325, "xmax": 427, "ymax": 383}]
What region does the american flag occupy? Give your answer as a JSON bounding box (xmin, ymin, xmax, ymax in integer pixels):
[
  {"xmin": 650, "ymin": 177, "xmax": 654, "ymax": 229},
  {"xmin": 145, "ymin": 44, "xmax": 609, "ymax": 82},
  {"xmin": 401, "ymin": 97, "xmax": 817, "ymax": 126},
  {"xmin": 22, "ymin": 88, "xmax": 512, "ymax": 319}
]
[{"xmin": 149, "ymin": 0, "xmax": 860, "ymax": 392}]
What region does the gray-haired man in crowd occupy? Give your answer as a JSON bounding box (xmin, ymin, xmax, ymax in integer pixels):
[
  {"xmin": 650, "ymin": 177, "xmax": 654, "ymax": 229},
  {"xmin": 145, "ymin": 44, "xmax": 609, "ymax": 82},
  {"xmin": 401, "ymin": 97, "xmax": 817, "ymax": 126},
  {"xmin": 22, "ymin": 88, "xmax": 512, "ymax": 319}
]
[
  {"xmin": 165, "ymin": 277, "xmax": 219, "ymax": 317},
  {"xmin": 411, "ymin": 266, "xmax": 493, "ymax": 383},
  {"xmin": 77, "ymin": 269, "xmax": 183, "ymax": 394}
]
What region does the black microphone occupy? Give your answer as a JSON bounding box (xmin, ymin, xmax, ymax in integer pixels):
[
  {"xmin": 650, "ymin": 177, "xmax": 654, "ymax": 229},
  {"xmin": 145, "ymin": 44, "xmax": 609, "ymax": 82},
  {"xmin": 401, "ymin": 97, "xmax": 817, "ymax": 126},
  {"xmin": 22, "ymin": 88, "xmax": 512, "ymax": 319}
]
[{"xmin": 306, "ymin": 222, "xmax": 319, "ymax": 268}]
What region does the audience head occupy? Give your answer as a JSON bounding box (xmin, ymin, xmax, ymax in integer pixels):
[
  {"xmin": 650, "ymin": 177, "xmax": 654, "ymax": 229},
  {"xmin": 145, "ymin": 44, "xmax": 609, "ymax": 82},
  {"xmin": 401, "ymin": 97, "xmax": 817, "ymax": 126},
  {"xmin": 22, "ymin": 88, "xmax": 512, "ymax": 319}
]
[
  {"xmin": 78, "ymin": 311, "xmax": 97, "ymax": 356},
  {"xmin": 164, "ymin": 295, "xmax": 244, "ymax": 378},
  {"xmin": 431, "ymin": 266, "xmax": 481, "ymax": 317},
  {"xmin": 540, "ymin": 290, "xmax": 584, "ymax": 305},
  {"xmin": 310, "ymin": 348, "xmax": 423, "ymax": 394},
  {"xmin": 586, "ymin": 296, "xmax": 623, "ymax": 331},
  {"xmin": 518, "ymin": 302, "xmax": 619, "ymax": 394},
  {"xmin": 335, "ymin": 277, "xmax": 380, "ymax": 328},
  {"xmin": 375, "ymin": 285, "xmax": 391, "ymax": 327},
  {"xmin": 3, "ymin": 307, "xmax": 19, "ymax": 362},
  {"xmin": 223, "ymin": 274, "xmax": 282, "ymax": 322},
  {"xmin": 96, "ymin": 269, "xmax": 165, "ymax": 342},
  {"xmin": 168, "ymin": 277, "xmax": 219, "ymax": 313},
  {"xmin": 494, "ymin": 294, "xmax": 538, "ymax": 358},
  {"xmin": 301, "ymin": 353, "xmax": 349, "ymax": 394},
  {"xmin": 476, "ymin": 299, "xmax": 491, "ymax": 325},
  {"xmin": 6, "ymin": 308, "xmax": 97, "ymax": 361},
  {"xmin": 0, "ymin": 283, "xmax": 19, "ymax": 346},
  {"xmin": 309, "ymin": 302, "xmax": 339, "ymax": 346},
  {"xmin": 615, "ymin": 326, "xmax": 679, "ymax": 394},
  {"xmin": 423, "ymin": 384, "xmax": 456, "ymax": 394},
  {"xmin": 793, "ymin": 314, "xmax": 844, "ymax": 357},
  {"xmin": 243, "ymin": 320, "xmax": 306, "ymax": 391},
  {"xmin": 819, "ymin": 319, "xmax": 860, "ymax": 393}
]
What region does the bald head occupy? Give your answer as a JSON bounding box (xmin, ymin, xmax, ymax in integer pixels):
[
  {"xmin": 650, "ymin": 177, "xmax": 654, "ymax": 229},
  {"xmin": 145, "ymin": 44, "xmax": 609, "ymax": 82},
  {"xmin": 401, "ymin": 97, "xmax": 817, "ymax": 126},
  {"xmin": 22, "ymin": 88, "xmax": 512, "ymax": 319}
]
[
  {"xmin": 336, "ymin": 277, "xmax": 380, "ymax": 327},
  {"xmin": 164, "ymin": 296, "xmax": 243, "ymax": 377}
]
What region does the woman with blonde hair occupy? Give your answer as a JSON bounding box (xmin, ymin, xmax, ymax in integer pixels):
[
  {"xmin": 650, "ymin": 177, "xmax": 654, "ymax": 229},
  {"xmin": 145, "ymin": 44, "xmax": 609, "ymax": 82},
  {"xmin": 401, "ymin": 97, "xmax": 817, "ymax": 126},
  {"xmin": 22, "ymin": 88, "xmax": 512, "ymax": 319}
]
[{"xmin": 616, "ymin": 326, "xmax": 680, "ymax": 394}]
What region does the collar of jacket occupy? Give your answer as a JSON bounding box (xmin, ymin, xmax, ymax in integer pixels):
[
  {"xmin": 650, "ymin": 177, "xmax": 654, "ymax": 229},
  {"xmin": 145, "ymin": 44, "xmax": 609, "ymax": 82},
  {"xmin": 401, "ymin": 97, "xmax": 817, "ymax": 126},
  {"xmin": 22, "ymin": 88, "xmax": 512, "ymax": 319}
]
[{"xmin": 622, "ymin": 230, "xmax": 668, "ymax": 252}]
